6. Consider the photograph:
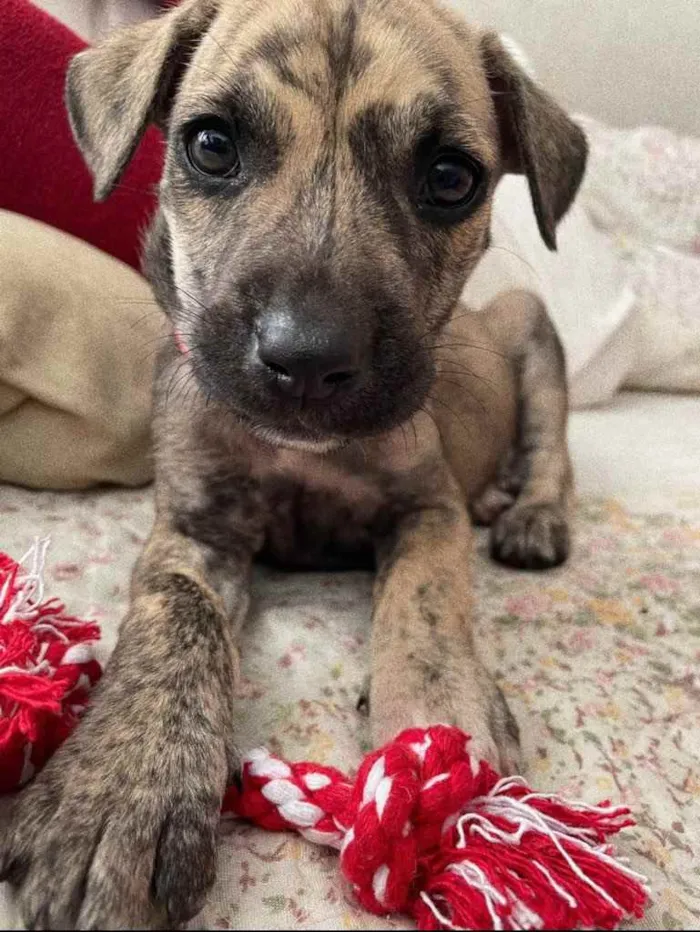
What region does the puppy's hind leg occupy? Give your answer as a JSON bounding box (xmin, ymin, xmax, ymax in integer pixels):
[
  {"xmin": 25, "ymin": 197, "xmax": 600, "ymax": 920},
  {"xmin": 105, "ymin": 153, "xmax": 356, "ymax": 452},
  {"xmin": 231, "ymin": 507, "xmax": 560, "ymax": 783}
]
[{"xmin": 473, "ymin": 290, "xmax": 572, "ymax": 569}]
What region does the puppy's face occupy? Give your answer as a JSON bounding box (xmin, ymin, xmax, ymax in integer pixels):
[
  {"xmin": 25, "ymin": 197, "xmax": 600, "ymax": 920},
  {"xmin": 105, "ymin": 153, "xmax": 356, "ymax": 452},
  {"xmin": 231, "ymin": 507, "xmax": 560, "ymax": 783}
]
[{"xmin": 67, "ymin": 0, "xmax": 586, "ymax": 449}]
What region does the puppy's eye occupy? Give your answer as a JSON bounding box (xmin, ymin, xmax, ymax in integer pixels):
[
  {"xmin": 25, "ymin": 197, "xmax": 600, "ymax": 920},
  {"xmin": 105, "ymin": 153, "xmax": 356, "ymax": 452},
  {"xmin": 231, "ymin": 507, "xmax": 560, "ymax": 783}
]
[
  {"xmin": 418, "ymin": 152, "xmax": 483, "ymax": 214},
  {"xmin": 426, "ymin": 158, "xmax": 475, "ymax": 205},
  {"xmin": 186, "ymin": 121, "xmax": 240, "ymax": 177}
]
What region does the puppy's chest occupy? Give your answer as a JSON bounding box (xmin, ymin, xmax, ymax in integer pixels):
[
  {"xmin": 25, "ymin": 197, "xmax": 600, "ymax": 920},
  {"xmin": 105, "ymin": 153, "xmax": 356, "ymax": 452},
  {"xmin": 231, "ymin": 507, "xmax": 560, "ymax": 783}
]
[{"xmin": 255, "ymin": 458, "xmax": 387, "ymax": 570}]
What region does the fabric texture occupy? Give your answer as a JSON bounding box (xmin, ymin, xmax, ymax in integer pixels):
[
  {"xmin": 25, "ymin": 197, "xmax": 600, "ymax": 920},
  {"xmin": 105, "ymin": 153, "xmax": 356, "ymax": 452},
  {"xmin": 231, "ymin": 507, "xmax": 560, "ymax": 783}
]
[
  {"xmin": 0, "ymin": 393, "xmax": 699, "ymax": 930},
  {"xmin": 0, "ymin": 0, "xmax": 162, "ymax": 270},
  {"xmin": 0, "ymin": 210, "xmax": 165, "ymax": 489},
  {"xmin": 573, "ymin": 116, "xmax": 700, "ymax": 400}
]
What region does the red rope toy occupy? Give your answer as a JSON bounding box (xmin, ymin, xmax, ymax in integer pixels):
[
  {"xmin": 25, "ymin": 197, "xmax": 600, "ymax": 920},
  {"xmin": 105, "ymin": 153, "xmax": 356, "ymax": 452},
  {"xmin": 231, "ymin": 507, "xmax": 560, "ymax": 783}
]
[
  {"xmin": 1, "ymin": 542, "xmax": 649, "ymax": 930},
  {"xmin": 0, "ymin": 541, "xmax": 101, "ymax": 793}
]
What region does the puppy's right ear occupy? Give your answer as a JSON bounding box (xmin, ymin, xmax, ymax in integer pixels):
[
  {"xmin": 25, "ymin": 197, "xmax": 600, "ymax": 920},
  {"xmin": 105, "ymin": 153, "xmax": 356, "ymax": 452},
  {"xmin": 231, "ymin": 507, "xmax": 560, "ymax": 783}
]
[{"xmin": 66, "ymin": 0, "xmax": 218, "ymax": 201}]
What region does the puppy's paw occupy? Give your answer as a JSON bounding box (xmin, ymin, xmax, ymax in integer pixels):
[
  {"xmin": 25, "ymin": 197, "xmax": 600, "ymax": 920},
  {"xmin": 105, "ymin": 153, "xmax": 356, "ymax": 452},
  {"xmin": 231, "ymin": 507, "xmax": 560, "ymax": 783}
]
[
  {"xmin": 482, "ymin": 679, "xmax": 522, "ymax": 776},
  {"xmin": 1, "ymin": 705, "xmax": 228, "ymax": 929},
  {"xmin": 490, "ymin": 501, "xmax": 569, "ymax": 570},
  {"xmin": 1, "ymin": 763, "xmax": 220, "ymax": 931},
  {"xmin": 369, "ymin": 663, "xmax": 522, "ymax": 776},
  {"xmin": 470, "ymin": 484, "xmax": 516, "ymax": 526}
]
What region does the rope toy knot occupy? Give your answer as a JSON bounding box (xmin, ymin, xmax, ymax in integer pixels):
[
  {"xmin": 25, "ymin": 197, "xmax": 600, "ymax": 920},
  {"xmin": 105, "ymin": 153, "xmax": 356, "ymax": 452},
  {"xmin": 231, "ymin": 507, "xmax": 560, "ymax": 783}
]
[{"xmin": 224, "ymin": 724, "xmax": 648, "ymax": 929}]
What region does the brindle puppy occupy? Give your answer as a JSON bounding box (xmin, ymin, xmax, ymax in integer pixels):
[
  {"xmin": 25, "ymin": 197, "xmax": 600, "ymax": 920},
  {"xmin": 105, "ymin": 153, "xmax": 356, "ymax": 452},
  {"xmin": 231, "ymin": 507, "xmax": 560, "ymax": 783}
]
[{"xmin": 0, "ymin": 0, "xmax": 586, "ymax": 927}]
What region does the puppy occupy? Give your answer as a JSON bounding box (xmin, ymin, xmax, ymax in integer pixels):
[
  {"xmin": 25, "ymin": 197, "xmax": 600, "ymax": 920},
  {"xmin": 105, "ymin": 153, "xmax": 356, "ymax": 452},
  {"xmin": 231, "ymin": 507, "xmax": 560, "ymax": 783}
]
[{"xmin": 0, "ymin": 0, "xmax": 586, "ymax": 927}]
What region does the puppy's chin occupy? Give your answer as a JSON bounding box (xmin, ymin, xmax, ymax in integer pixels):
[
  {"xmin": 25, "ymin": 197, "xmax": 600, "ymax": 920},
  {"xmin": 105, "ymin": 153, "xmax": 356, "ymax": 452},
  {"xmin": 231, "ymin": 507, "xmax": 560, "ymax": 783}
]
[{"xmin": 252, "ymin": 426, "xmax": 348, "ymax": 454}]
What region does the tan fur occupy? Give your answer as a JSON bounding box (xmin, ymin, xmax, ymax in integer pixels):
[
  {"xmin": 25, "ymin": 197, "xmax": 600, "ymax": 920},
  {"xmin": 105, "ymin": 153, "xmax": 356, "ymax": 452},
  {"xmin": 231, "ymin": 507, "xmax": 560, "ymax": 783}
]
[{"xmin": 1, "ymin": 0, "xmax": 587, "ymax": 926}]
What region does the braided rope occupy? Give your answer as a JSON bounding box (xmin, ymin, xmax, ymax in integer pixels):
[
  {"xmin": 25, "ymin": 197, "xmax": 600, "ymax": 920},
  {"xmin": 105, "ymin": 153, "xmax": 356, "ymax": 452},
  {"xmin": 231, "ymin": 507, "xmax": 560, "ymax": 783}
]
[{"xmin": 223, "ymin": 725, "xmax": 649, "ymax": 930}]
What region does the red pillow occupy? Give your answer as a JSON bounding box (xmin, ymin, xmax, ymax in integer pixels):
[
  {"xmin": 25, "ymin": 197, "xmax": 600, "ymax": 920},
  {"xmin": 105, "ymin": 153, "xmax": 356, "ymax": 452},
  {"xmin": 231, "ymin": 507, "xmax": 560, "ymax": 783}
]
[{"xmin": 0, "ymin": 0, "xmax": 163, "ymax": 271}]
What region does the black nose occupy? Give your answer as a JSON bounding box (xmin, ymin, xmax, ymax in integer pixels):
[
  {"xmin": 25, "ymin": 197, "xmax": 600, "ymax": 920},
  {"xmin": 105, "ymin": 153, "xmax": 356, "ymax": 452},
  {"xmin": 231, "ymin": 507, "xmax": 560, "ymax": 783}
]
[{"xmin": 256, "ymin": 311, "xmax": 363, "ymax": 400}]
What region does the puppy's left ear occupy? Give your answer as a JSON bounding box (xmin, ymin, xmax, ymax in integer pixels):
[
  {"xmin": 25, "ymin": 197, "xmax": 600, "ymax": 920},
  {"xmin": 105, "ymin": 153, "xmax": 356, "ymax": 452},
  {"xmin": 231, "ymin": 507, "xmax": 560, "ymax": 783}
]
[
  {"xmin": 66, "ymin": 0, "xmax": 219, "ymax": 201},
  {"xmin": 480, "ymin": 33, "xmax": 588, "ymax": 250}
]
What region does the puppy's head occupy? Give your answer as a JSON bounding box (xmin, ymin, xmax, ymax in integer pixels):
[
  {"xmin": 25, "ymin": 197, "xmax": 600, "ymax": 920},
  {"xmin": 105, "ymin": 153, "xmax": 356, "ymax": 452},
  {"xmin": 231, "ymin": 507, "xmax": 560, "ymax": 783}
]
[{"xmin": 66, "ymin": 0, "xmax": 586, "ymax": 449}]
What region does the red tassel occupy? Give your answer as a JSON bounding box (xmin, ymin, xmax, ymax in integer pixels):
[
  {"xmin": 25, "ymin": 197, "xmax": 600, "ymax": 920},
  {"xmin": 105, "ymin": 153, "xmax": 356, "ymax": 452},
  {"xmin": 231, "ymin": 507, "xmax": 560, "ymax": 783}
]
[{"xmin": 0, "ymin": 541, "xmax": 102, "ymax": 792}]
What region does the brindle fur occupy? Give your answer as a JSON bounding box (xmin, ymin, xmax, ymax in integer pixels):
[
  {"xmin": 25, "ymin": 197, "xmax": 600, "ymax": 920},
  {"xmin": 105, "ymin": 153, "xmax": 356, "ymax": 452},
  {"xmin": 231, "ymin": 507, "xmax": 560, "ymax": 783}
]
[{"xmin": 0, "ymin": 0, "xmax": 586, "ymax": 927}]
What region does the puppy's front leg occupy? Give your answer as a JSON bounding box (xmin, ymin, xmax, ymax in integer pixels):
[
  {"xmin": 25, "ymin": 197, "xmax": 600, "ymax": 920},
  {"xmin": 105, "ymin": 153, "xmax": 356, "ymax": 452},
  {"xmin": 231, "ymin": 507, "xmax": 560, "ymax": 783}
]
[
  {"xmin": 0, "ymin": 519, "xmax": 256, "ymax": 930},
  {"xmin": 370, "ymin": 488, "xmax": 521, "ymax": 773}
]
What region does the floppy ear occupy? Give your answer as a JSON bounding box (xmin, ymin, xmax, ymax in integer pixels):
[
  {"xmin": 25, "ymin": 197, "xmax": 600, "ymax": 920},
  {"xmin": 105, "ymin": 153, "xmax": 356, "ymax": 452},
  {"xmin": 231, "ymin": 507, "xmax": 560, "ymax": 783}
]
[
  {"xmin": 480, "ymin": 33, "xmax": 588, "ymax": 250},
  {"xmin": 65, "ymin": 0, "xmax": 219, "ymax": 201}
]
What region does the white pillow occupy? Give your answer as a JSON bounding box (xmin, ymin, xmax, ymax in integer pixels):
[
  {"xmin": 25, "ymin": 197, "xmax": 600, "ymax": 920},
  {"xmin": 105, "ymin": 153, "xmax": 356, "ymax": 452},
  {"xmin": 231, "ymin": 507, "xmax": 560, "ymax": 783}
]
[{"xmin": 575, "ymin": 116, "xmax": 700, "ymax": 399}]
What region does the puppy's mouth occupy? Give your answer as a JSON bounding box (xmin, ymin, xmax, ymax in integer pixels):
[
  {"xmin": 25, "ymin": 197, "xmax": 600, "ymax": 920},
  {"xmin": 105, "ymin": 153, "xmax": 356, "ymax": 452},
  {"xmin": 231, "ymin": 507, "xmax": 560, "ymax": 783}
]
[
  {"xmin": 251, "ymin": 426, "xmax": 348, "ymax": 454},
  {"xmin": 227, "ymin": 401, "xmax": 350, "ymax": 452},
  {"xmin": 174, "ymin": 336, "xmax": 348, "ymax": 451},
  {"xmin": 175, "ymin": 328, "xmax": 433, "ymax": 447}
]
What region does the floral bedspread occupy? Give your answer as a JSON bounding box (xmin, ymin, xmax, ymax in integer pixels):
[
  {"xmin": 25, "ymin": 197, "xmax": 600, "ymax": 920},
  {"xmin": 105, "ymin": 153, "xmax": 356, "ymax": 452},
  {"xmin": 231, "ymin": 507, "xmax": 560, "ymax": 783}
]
[{"xmin": 1, "ymin": 481, "xmax": 699, "ymax": 930}]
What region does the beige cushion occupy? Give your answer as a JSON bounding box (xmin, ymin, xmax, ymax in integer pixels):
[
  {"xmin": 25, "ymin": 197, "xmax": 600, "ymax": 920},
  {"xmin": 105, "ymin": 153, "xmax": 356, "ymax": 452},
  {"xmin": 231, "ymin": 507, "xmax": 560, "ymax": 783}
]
[{"xmin": 0, "ymin": 210, "xmax": 165, "ymax": 489}]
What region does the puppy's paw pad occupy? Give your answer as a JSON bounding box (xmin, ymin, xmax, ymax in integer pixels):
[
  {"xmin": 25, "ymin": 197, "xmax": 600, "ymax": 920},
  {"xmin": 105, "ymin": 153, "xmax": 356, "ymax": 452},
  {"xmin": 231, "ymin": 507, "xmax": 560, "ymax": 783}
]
[{"xmin": 490, "ymin": 502, "xmax": 569, "ymax": 570}]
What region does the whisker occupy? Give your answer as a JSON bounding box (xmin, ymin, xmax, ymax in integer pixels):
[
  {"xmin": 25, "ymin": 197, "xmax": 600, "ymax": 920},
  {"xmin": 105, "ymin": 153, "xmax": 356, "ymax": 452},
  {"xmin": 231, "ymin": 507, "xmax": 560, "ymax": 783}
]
[
  {"xmin": 126, "ymin": 312, "xmax": 166, "ymax": 334},
  {"xmin": 350, "ymin": 438, "xmax": 369, "ymax": 466},
  {"xmin": 164, "ymin": 359, "xmax": 189, "ymax": 397},
  {"xmin": 428, "ymin": 341, "xmax": 508, "ymax": 361},
  {"xmin": 135, "ymin": 337, "xmax": 174, "ymax": 367},
  {"xmin": 113, "ymin": 298, "xmax": 162, "ymax": 308},
  {"xmin": 133, "ymin": 337, "xmax": 191, "ymax": 369},
  {"xmin": 433, "ymin": 378, "xmax": 488, "ymax": 417},
  {"xmin": 199, "ymin": 30, "xmax": 239, "ymax": 71},
  {"xmin": 113, "ymin": 294, "xmax": 200, "ymax": 321},
  {"xmin": 183, "ymin": 59, "xmax": 240, "ymax": 102},
  {"xmin": 437, "ymin": 362, "xmax": 495, "ymax": 382},
  {"xmin": 488, "ymin": 244, "xmax": 543, "ymax": 283},
  {"xmin": 442, "ymin": 309, "xmax": 474, "ymax": 326},
  {"xmin": 428, "ymin": 393, "xmax": 478, "ymax": 444},
  {"xmin": 108, "ymin": 181, "xmax": 158, "ymax": 199},
  {"xmin": 409, "ymin": 414, "xmax": 419, "ymax": 450},
  {"xmin": 419, "ymin": 404, "xmax": 445, "ymax": 446},
  {"xmin": 435, "ymin": 363, "xmax": 499, "ymax": 397},
  {"xmin": 144, "ymin": 272, "xmax": 210, "ymax": 312}
]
